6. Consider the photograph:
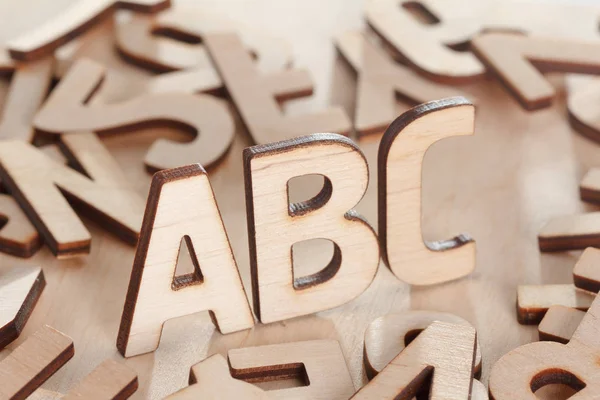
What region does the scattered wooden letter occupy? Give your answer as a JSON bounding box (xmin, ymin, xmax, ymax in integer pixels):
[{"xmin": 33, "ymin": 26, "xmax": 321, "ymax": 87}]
[
  {"xmin": 244, "ymin": 133, "xmax": 380, "ymax": 323},
  {"xmin": 538, "ymin": 305, "xmax": 585, "ymax": 344},
  {"xmin": 6, "ymin": 0, "xmax": 170, "ymax": 61},
  {"xmin": 0, "ymin": 133, "xmax": 144, "ymax": 257},
  {"xmin": 205, "ymin": 33, "xmax": 350, "ymax": 144},
  {"xmin": 365, "ymin": 0, "xmax": 484, "ymax": 83},
  {"xmin": 352, "ymin": 321, "xmax": 477, "ymax": 399},
  {"xmin": 517, "ymin": 284, "xmax": 594, "ymax": 324},
  {"xmin": 166, "ymin": 355, "xmax": 268, "ymax": 399},
  {"xmin": 365, "ymin": 0, "xmax": 600, "ymax": 82},
  {"xmin": 61, "ymin": 360, "xmax": 137, "ymax": 400},
  {"xmin": 539, "ymin": 213, "xmax": 600, "ymax": 251},
  {"xmin": 0, "ymin": 58, "xmax": 53, "ymax": 142},
  {"xmin": 378, "ymin": 97, "xmax": 475, "ymax": 285},
  {"xmin": 0, "ymin": 196, "xmax": 42, "ymax": 257},
  {"xmin": 573, "ymin": 247, "xmax": 600, "ymax": 293},
  {"xmin": 115, "ymin": 6, "xmax": 292, "ymax": 74},
  {"xmin": 34, "ymin": 58, "xmax": 235, "ymax": 172},
  {"xmin": 228, "ymin": 340, "xmax": 355, "ymax": 400},
  {"xmin": 0, "ymin": 265, "xmax": 45, "ymax": 349},
  {"xmin": 0, "ymin": 325, "xmax": 74, "ymax": 400},
  {"xmin": 117, "ymin": 164, "xmax": 254, "ymax": 357},
  {"xmin": 363, "ymin": 311, "xmax": 482, "ymax": 379},
  {"xmin": 334, "ymin": 31, "xmax": 466, "ymax": 136},
  {"xmin": 490, "ymin": 293, "xmax": 600, "ymax": 398},
  {"xmin": 471, "ymin": 33, "xmax": 600, "ymax": 110}
]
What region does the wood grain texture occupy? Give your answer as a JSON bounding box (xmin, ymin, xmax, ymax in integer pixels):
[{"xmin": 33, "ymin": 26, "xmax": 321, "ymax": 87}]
[
  {"xmin": 363, "ymin": 311, "xmax": 482, "ymax": 379},
  {"xmin": 34, "ymin": 58, "xmax": 235, "ymax": 172},
  {"xmin": 61, "ymin": 359, "xmax": 138, "ymax": 400},
  {"xmin": 490, "ymin": 293, "xmax": 600, "ymax": 399},
  {"xmin": 573, "ymin": 247, "xmax": 600, "ymax": 293},
  {"xmin": 0, "ymin": 195, "xmax": 42, "ymax": 257},
  {"xmin": 366, "ymin": 0, "xmax": 600, "ymax": 82},
  {"xmin": 115, "ymin": 6, "xmax": 291, "ymax": 76},
  {"xmin": 352, "ymin": 321, "xmax": 477, "ymax": 399},
  {"xmin": 205, "ymin": 32, "xmax": 350, "ymax": 144},
  {"xmin": 228, "ymin": 339, "xmax": 355, "ymax": 399},
  {"xmin": 0, "ymin": 265, "xmax": 45, "ymax": 349},
  {"xmin": 243, "ymin": 133, "xmax": 379, "ymax": 323},
  {"xmin": 117, "ymin": 164, "xmax": 254, "ymax": 358},
  {"xmin": 471, "ymin": 33, "xmax": 600, "ymax": 110},
  {"xmin": 538, "ymin": 305, "xmax": 585, "ymax": 344},
  {"xmin": 0, "ymin": 135, "xmax": 144, "ymax": 258},
  {"xmin": 165, "ymin": 355, "xmax": 268, "ymax": 399},
  {"xmin": 334, "ymin": 30, "xmax": 466, "ymax": 136},
  {"xmin": 517, "ymin": 284, "xmax": 594, "ymax": 324},
  {"xmin": 379, "ymin": 97, "xmax": 475, "ymax": 285},
  {"xmin": 6, "ymin": 0, "xmax": 170, "ymax": 61},
  {"xmin": 0, "ymin": 325, "xmax": 74, "ymax": 400}
]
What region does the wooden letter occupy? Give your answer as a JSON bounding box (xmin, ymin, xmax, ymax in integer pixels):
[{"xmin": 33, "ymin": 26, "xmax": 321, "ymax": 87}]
[
  {"xmin": 490, "ymin": 294, "xmax": 600, "ymax": 398},
  {"xmin": 0, "ymin": 58, "xmax": 53, "ymax": 142},
  {"xmin": 115, "ymin": 7, "xmax": 292, "ymax": 74},
  {"xmin": 166, "ymin": 355, "xmax": 268, "ymax": 399},
  {"xmin": 0, "ymin": 134, "xmax": 144, "ymax": 257},
  {"xmin": 352, "ymin": 321, "xmax": 477, "ymax": 399},
  {"xmin": 6, "ymin": 0, "xmax": 170, "ymax": 61},
  {"xmin": 0, "ymin": 326, "xmax": 74, "ymax": 400},
  {"xmin": 378, "ymin": 97, "xmax": 475, "ymax": 285},
  {"xmin": 62, "ymin": 360, "xmax": 137, "ymax": 400},
  {"xmin": 517, "ymin": 284, "xmax": 594, "ymax": 324},
  {"xmin": 0, "ymin": 196, "xmax": 42, "ymax": 257},
  {"xmin": 117, "ymin": 164, "xmax": 254, "ymax": 357},
  {"xmin": 573, "ymin": 247, "xmax": 600, "ymax": 293},
  {"xmin": 34, "ymin": 58, "xmax": 234, "ymax": 172},
  {"xmin": 205, "ymin": 33, "xmax": 350, "ymax": 144},
  {"xmin": 365, "ymin": 0, "xmax": 600, "ymax": 82},
  {"xmin": 363, "ymin": 311, "xmax": 482, "ymax": 379},
  {"xmin": 538, "ymin": 306, "xmax": 585, "ymax": 344},
  {"xmin": 471, "ymin": 33, "xmax": 600, "ymax": 110},
  {"xmin": 365, "ymin": 0, "xmax": 483, "ymax": 83},
  {"xmin": 228, "ymin": 340, "xmax": 355, "ymax": 400},
  {"xmin": 539, "ymin": 213, "xmax": 600, "ymax": 252},
  {"xmin": 244, "ymin": 133, "xmax": 380, "ymax": 323},
  {"xmin": 0, "ymin": 265, "xmax": 45, "ymax": 349},
  {"xmin": 334, "ymin": 31, "xmax": 467, "ymax": 136}
]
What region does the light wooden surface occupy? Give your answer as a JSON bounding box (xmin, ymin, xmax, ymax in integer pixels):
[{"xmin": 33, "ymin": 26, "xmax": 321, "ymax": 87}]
[{"xmin": 1, "ymin": 0, "xmax": 599, "ymax": 398}]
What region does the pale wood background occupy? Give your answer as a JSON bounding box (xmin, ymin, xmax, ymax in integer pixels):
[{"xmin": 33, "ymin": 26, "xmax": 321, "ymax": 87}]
[{"xmin": 0, "ymin": 0, "xmax": 597, "ymax": 398}]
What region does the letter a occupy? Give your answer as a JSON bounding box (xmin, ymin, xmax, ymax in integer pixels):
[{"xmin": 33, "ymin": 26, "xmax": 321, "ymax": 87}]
[{"xmin": 117, "ymin": 164, "xmax": 254, "ymax": 357}]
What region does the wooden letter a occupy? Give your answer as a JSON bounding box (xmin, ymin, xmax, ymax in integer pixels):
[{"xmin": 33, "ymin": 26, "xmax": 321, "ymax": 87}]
[{"xmin": 117, "ymin": 164, "xmax": 254, "ymax": 358}]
